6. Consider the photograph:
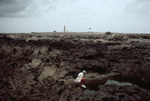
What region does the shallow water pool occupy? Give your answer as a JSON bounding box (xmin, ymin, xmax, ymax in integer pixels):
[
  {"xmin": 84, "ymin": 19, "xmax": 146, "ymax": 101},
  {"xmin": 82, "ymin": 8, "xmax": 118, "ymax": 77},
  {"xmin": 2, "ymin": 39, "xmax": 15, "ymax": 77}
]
[{"xmin": 84, "ymin": 79, "xmax": 147, "ymax": 95}]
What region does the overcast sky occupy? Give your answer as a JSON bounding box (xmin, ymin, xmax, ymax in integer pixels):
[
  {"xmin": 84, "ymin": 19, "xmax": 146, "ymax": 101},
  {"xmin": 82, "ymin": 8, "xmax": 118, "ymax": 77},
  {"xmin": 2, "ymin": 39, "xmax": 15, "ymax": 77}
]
[{"xmin": 0, "ymin": 0, "xmax": 150, "ymax": 33}]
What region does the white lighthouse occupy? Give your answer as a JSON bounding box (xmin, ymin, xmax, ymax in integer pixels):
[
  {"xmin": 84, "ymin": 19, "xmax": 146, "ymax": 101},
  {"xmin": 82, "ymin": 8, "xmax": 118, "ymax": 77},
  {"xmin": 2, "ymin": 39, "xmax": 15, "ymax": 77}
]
[{"xmin": 64, "ymin": 25, "xmax": 66, "ymax": 32}]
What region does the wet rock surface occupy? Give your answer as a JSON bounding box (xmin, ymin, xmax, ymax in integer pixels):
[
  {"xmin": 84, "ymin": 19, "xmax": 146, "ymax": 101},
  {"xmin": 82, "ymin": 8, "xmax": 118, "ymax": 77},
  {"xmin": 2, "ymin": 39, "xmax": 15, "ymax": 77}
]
[{"xmin": 0, "ymin": 32, "xmax": 150, "ymax": 101}]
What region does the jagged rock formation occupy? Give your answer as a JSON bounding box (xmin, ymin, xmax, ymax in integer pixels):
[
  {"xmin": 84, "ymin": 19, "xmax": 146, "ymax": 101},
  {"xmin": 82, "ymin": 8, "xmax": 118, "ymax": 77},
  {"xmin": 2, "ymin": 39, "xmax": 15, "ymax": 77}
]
[{"xmin": 0, "ymin": 32, "xmax": 150, "ymax": 101}]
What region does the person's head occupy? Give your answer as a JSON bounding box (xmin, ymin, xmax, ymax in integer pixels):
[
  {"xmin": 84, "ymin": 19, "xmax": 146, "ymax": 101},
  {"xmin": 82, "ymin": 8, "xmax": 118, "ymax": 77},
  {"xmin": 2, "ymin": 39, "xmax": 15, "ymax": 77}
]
[{"xmin": 82, "ymin": 70, "xmax": 86, "ymax": 74}]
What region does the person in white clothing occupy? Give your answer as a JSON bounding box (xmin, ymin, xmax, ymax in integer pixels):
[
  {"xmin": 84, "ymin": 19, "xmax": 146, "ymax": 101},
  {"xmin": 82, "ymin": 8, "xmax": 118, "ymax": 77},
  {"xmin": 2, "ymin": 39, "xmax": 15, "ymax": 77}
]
[{"xmin": 74, "ymin": 70, "xmax": 86, "ymax": 88}]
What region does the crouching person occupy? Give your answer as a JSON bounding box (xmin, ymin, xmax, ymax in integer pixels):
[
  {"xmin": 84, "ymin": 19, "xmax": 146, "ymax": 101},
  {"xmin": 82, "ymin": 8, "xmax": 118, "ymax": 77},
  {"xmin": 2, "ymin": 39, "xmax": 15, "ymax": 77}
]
[{"xmin": 74, "ymin": 70, "xmax": 86, "ymax": 88}]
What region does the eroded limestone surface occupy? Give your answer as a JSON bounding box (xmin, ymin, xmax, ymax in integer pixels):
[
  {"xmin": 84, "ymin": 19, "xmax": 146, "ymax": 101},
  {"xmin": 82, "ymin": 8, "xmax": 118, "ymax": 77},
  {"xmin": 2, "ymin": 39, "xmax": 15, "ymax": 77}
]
[{"xmin": 0, "ymin": 32, "xmax": 150, "ymax": 101}]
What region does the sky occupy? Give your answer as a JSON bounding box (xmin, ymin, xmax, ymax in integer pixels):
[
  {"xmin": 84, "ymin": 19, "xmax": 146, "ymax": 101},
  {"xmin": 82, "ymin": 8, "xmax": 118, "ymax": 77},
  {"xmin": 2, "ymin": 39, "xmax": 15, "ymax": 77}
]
[{"xmin": 0, "ymin": 0, "xmax": 150, "ymax": 33}]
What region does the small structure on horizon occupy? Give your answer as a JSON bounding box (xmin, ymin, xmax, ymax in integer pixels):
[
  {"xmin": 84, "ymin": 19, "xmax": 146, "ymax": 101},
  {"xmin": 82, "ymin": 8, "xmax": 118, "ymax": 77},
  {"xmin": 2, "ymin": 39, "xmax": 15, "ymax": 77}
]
[
  {"xmin": 89, "ymin": 28, "xmax": 91, "ymax": 32},
  {"xmin": 64, "ymin": 25, "xmax": 66, "ymax": 32}
]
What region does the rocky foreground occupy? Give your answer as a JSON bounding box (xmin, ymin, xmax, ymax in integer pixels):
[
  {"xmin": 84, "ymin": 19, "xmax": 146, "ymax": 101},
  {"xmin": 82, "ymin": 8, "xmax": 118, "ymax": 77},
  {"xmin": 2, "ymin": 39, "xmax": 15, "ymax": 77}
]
[{"xmin": 0, "ymin": 32, "xmax": 150, "ymax": 101}]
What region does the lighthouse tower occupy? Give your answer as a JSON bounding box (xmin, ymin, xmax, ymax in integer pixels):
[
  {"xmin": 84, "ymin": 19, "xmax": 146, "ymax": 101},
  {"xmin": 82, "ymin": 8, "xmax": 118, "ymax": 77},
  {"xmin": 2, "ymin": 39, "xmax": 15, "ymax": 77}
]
[{"xmin": 64, "ymin": 25, "xmax": 66, "ymax": 32}]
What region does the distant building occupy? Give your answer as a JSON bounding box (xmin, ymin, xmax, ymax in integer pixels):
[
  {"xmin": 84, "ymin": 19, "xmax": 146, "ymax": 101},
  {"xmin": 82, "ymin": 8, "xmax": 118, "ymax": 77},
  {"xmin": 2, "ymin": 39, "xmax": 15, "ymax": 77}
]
[
  {"xmin": 89, "ymin": 28, "xmax": 91, "ymax": 32},
  {"xmin": 64, "ymin": 26, "xmax": 66, "ymax": 32}
]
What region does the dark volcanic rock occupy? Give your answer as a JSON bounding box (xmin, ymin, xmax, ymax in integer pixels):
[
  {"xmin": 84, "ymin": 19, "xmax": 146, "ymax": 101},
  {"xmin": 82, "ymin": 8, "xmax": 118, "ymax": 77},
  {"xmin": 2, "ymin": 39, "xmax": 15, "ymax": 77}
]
[
  {"xmin": 98, "ymin": 84, "xmax": 150, "ymax": 101},
  {"xmin": 0, "ymin": 33, "xmax": 150, "ymax": 100}
]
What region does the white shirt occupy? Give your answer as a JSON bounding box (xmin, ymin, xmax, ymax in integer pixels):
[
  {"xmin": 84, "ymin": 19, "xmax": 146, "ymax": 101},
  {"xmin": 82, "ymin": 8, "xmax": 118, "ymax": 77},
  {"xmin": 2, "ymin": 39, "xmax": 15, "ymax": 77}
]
[{"xmin": 74, "ymin": 72, "xmax": 84, "ymax": 83}]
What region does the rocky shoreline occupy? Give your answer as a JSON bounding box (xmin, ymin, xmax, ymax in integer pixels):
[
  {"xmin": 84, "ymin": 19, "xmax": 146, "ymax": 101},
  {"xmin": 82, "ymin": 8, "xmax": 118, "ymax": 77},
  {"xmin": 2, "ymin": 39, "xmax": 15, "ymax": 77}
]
[{"xmin": 0, "ymin": 32, "xmax": 150, "ymax": 101}]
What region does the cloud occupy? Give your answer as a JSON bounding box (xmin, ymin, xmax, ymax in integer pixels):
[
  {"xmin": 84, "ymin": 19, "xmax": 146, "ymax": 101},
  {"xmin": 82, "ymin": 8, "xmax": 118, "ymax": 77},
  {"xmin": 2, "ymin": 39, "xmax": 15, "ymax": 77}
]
[
  {"xmin": 0, "ymin": 0, "xmax": 77, "ymax": 18},
  {"xmin": 0, "ymin": 0, "xmax": 55, "ymax": 18},
  {"xmin": 125, "ymin": 0, "xmax": 150, "ymax": 17},
  {"xmin": 0, "ymin": 0, "xmax": 31, "ymax": 17}
]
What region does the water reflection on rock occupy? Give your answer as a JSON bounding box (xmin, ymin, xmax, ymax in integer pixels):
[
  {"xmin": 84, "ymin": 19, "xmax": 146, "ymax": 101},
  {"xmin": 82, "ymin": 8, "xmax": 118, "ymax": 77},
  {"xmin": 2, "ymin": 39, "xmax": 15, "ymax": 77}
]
[{"xmin": 105, "ymin": 80, "xmax": 133, "ymax": 86}]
